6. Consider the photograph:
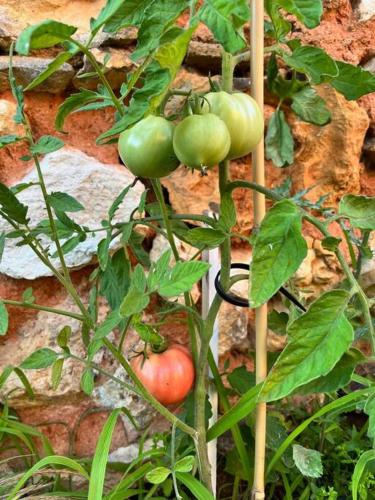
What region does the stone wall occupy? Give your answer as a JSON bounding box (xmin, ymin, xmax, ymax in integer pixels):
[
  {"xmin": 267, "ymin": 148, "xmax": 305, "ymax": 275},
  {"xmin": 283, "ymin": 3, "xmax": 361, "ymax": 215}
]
[{"xmin": 0, "ymin": 0, "xmax": 374, "ymax": 458}]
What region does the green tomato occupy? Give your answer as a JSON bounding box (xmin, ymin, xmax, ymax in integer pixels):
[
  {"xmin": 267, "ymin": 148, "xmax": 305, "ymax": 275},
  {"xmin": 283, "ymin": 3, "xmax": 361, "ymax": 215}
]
[
  {"xmin": 118, "ymin": 115, "xmax": 180, "ymax": 179},
  {"xmin": 203, "ymin": 91, "xmax": 264, "ymax": 160},
  {"xmin": 173, "ymin": 113, "xmax": 230, "ymax": 169}
]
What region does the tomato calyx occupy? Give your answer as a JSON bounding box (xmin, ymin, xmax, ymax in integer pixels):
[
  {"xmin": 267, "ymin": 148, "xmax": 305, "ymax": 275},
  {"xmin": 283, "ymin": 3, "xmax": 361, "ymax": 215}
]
[{"xmin": 131, "ymin": 315, "xmax": 168, "ymax": 355}]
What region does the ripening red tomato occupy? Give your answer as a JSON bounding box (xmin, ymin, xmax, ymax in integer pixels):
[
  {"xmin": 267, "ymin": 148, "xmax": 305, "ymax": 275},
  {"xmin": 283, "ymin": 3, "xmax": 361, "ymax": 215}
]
[{"xmin": 131, "ymin": 345, "xmax": 195, "ymax": 405}]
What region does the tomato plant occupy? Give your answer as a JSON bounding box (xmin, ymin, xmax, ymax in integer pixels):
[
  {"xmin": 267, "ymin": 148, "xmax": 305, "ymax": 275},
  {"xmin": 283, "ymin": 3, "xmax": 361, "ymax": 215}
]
[
  {"xmin": 0, "ymin": 0, "xmax": 374, "ymax": 499},
  {"xmin": 131, "ymin": 345, "xmax": 195, "ymax": 405}
]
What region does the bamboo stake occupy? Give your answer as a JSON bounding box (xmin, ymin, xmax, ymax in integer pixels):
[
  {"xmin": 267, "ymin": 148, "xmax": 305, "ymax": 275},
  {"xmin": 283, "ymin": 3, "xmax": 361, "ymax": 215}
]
[
  {"xmin": 251, "ymin": 1, "xmax": 268, "ymax": 499},
  {"xmin": 202, "ymin": 243, "xmax": 220, "ymax": 498}
]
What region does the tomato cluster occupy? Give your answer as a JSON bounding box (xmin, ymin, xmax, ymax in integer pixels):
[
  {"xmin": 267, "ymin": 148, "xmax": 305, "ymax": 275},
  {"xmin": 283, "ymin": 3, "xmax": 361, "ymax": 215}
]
[{"xmin": 118, "ymin": 91, "xmax": 264, "ymax": 178}]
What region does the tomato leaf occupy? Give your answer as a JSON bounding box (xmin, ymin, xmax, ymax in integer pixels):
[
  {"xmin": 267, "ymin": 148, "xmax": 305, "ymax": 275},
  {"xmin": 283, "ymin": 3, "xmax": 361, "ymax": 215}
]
[
  {"xmin": 132, "ymin": 0, "xmax": 189, "ymax": 61},
  {"xmin": 250, "ymin": 199, "xmax": 307, "ymax": 307},
  {"xmin": 20, "ymin": 348, "xmax": 59, "ymax": 369},
  {"xmin": 227, "ymin": 366, "xmax": 255, "ymax": 395},
  {"xmin": 48, "ymin": 191, "xmax": 84, "ymax": 212},
  {"xmin": 292, "ymin": 445, "xmax": 323, "ymax": 478},
  {"xmin": 158, "ymin": 261, "xmax": 210, "ymax": 297},
  {"xmin": 26, "ymin": 47, "xmax": 78, "ymax": 91},
  {"xmin": 185, "ymin": 227, "xmax": 227, "ymax": 248},
  {"xmin": 120, "ymin": 264, "xmax": 149, "ymax": 316},
  {"xmin": 283, "ymin": 46, "xmax": 339, "ymax": 84},
  {"xmin": 30, "ymin": 135, "xmax": 65, "ymax": 155},
  {"xmin": 16, "ymin": 20, "xmax": 77, "ymax": 55},
  {"xmin": 198, "ymin": 0, "xmax": 249, "ymax": 54},
  {"xmin": 103, "ymin": 0, "xmax": 150, "ymax": 32},
  {"xmin": 265, "ymin": 109, "xmax": 294, "ymax": 167},
  {"xmin": 80, "ymin": 368, "xmax": 95, "ymax": 395},
  {"xmin": 0, "ymin": 182, "xmax": 28, "ymax": 224},
  {"xmin": 97, "ymin": 63, "xmax": 171, "ymax": 142},
  {"xmin": 99, "ymin": 249, "xmax": 131, "ymax": 310},
  {"xmin": 291, "ymin": 86, "xmax": 331, "ymax": 125},
  {"xmin": 0, "ymin": 301, "xmax": 8, "ymax": 336},
  {"xmin": 0, "ymin": 135, "xmax": 24, "ymax": 148},
  {"xmin": 57, "ymin": 326, "xmax": 72, "ymax": 348},
  {"xmin": 339, "ymin": 194, "xmax": 375, "ymax": 230},
  {"xmin": 174, "ymin": 456, "xmax": 195, "ymax": 473},
  {"xmin": 51, "ymin": 358, "xmax": 64, "ymax": 391},
  {"xmin": 279, "ymin": 0, "xmax": 323, "ymax": 29},
  {"xmin": 332, "ymin": 61, "xmax": 375, "ymax": 100},
  {"xmin": 295, "ymin": 348, "xmax": 365, "ymax": 395},
  {"xmin": 260, "ymin": 290, "xmax": 354, "ymax": 402}
]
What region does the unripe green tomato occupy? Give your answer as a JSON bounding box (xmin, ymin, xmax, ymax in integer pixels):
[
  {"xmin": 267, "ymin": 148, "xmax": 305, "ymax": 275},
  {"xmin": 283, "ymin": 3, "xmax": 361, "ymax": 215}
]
[
  {"xmin": 203, "ymin": 91, "xmax": 264, "ymax": 160},
  {"xmin": 173, "ymin": 113, "xmax": 231, "ymax": 169},
  {"xmin": 118, "ymin": 115, "xmax": 180, "ymax": 179}
]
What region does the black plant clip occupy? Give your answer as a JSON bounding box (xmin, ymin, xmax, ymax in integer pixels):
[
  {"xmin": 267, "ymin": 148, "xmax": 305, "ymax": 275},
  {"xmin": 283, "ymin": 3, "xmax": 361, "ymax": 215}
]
[{"xmin": 214, "ymin": 263, "xmax": 307, "ymax": 312}]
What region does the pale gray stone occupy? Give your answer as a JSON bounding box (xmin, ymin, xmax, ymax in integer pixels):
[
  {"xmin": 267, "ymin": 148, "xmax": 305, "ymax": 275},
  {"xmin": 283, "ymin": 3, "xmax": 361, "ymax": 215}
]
[
  {"xmin": 0, "ymin": 56, "xmax": 75, "ymax": 93},
  {"xmin": 355, "ymin": 0, "xmax": 375, "ymax": 21},
  {"xmin": 0, "ymin": 147, "xmax": 145, "ymax": 279}
]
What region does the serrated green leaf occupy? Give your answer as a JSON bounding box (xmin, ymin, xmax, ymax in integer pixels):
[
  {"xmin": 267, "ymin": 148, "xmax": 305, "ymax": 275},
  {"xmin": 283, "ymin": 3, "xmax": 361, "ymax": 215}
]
[
  {"xmin": 57, "ymin": 325, "xmax": 72, "ymax": 348},
  {"xmin": 220, "ymin": 191, "xmax": 237, "ymax": 230},
  {"xmin": 16, "ymin": 20, "xmax": 77, "ymax": 55},
  {"xmin": 295, "ymin": 348, "xmax": 365, "ymax": 395},
  {"xmin": 20, "ymin": 348, "xmax": 58, "ymax": 369},
  {"xmin": 280, "ymin": 0, "xmax": 323, "ymax": 29},
  {"xmin": 22, "ymin": 287, "xmax": 35, "ymax": 304},
  {"xmin": 99, "ymin": 249, "xmax": 131, "ymax": 310},
  {"xmin": 265, "ymin": 0, "xmax": 292, "ymax": 41},
  {"xmin": 9, "ymin": 45, "xmax": 25, "ymax": 124},
  {"xmin": 132, "ymin": 0, "xmax": 189, "ymax": 61},
  {"xmin": 97, "ymin": 234, "xmax": 111, "ymax": 271},
  {"xmin": 103, "ymin": 0, "xmax": 150, "ymax": 32},
  {"xmin": 185, "ymin": 227, "xmax": 226, "ymax": 248},
  {"xmin": 0, "ymin": 135, "xmax": 24, "ymax": 148},
  {"xmin": 91, "ymin": 0, "xmax": 127, "ymax": 33},
  {"xmin": 283, "ymin": 46, "xmax": 338, "ymax": 84},
  {"xmin": 52, "ymin": 235, "xmax": 82, "ymax": 257},
  {"xmin": 81, "ymin": 368, "xmax": 95, "ymax": 396},
  {"xmin": 198, "ymin": 0, "xmax": 249, "ymax": 53},
  {"xmin": 265, "ymin": 109, "xmax": 294, "ymax": 167},
  {"xmin": 56, "ymin": 89, "xmax": 111, "ymax": 132},
  {"xmin": 108, "ymin": 182, "xmax": 135, "ymax": 220},
  {"xmin": 155, "ymin": 25, "xmax": 196, "ymax": 83},
  {"xmin": 339, "ymin": 194, "xmax": 375, "ymax": 230},
  {"xmin": 51, "ymin": 358, "xmax": 64, "ymax": 390},
  {"xmin": 174, "ymin": 455, "xmax": 195, "ymax": 473},
  {"xmin": 97, "ymin": 63, "xmax": 171, "ymax": 142},
  {"xmin": 321, "ymin": 236, "xmax": 341, "ymax": 252},
  {"xmin": 94, "ymin": 309, "xmax": 122, "ymax": 341},
  {"xmin": 25, "ymin": 48, "xmax": 78, "ymax": 91},
  {"xmin": 0, "ymin": 301, "xmax": 8, "ymax": 335},
  {"xmin": 30, "ymin": 135, "xmax": 65, "ymax": 155},
  {"xmin": 159, "ymin": 261, "xmax": 210, "ymax": 297},
  {"xmin": 146, "ymin": 466, "xmax": 171, "ymax": 484},
  {"xmin": 292, "ymin": 445, "xmax": 323, "ymax": 478},
  {"xmin": 48, "ymin": 191, "xmax": 84, "ymax": 212},
  {"xmin": 332, "ymin": 61, "xmax": 375, "ymax": 100},
  {"xmin": 250, "ymin": 199, "xmax": 307, "ymax": 307},
  {"xmin": 364, "ymin": 393, "xmax": 375, "ymax": 440},
  {"xmin": 119, "ymin": 288, "xmax": 150, "ymax": 317},
  {"xmin": 0, "ymin": 182, "xmax": 28, "ymax": 224},
  {"xmin": 147, "ymin": 249, "xmax": 171, "ymax": 291},
  {"xmin": 128, "ymin": 231, "xmax": 150, "ymax": 267},
  {"xmin": 227, "ymin": 366, "xmax": 255, "ymax": 395},
  {"xmin": 132, "ymin": 319, "xmax": 164, "ymax": 347},
  {"xmin": 268, "ymin": 310, "xmax": 289, "ymax": 336},
  {"xmin": 260, "ymin": 290, "xmax": 354, "ymax": 402},
  {"xmin": 291, "ymin": 86, "xmax": 331, "ymax": 125}
]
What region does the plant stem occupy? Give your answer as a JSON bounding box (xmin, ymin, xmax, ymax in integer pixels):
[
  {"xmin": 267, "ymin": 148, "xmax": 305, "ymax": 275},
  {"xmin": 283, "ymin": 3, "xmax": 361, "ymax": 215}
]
[
  {"xmin": 2, "ymin": 299, "xmax": 84, "ymax": 321},
  {"xmin": 355, "ymin": 230, "xmax": 370, "ymax": 278},
  {"xmin": 68, "ymin": 38, "xmax": 125, "ymax": 117},
  {"xmin": 151, "ymin": 179, "xmax": 179, "ymax": 261},
  {"xmin": 102, "ymin": 338, "xmax": 197, "ymax": 438}
]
